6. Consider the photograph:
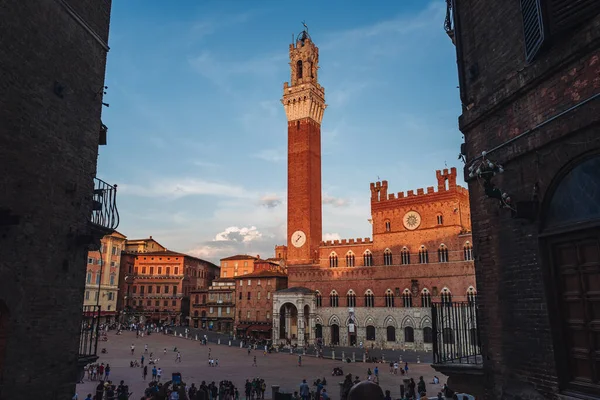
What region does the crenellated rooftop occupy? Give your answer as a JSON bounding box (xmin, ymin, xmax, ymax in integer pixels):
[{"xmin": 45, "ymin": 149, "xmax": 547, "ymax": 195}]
[
  {"xmin": 370, "ymin": 168, "xmax": 468, "ymax": 207},
  {"xmin": 320, "ymin": 237, "xmax": 373, "ymax": 247}
]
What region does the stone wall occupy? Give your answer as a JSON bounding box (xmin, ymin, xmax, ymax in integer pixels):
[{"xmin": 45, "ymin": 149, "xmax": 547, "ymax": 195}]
[{"xmin": 0, "ymin": 0, "xmax": 112, "ymax": 397}]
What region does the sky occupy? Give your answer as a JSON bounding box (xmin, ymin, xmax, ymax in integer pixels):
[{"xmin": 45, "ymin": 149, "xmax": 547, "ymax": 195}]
[{"xmin": 99, "ymin": 0, "xmax": 464, "ymax": 264}]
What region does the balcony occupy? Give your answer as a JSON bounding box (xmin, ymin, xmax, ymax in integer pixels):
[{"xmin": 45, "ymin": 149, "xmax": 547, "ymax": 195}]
[
  {"xmin": 78, "ymin": 305, "xmax": 101, "ymax": 378},
  {"xmin": 90, "ymin": 177, "xmax": 119, "ymax": 233},
  {"xmin": 431, "ymin": 301, "xmax": 484, "ymax": 395}
]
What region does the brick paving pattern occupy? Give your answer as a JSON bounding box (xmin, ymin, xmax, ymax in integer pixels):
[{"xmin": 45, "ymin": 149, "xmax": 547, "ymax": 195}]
[{"xmin": 77, "ymin": 332, "xmax": 447, "ymax": 399}]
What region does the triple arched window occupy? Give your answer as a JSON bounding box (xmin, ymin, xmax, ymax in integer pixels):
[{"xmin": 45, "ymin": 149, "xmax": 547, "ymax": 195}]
[
  {"xmin": 384, "ymin": 249, "xmax": 393, "ymax": 266},
  {"xmin": 421, "ymin": 288, "xmax": 432, "ymax": 308},
  {"xmin": 464, "ymin": 242, "xmax": 474, "ymax": 261},
  {"xmin": 363, "ymin": 251, "xmax": 373, "ymax": 266},
  {"xmin": 345, "ymin": 252, "xmax": 355, "ymax": 267},
  {"xmin": 401, "ymin": 247, "xmax": 410, "ymax": 265},
  {"xmin": 364, "ymin": 290, "xmax": 375, "ymax": 307},
  {"xmin": 385, "ymin": 289, "xmax": 395, "ymax": 307},
  {"xmin": 438, "ymin": 244, "xmax": 449, "ymax": 263},
  {"xmin": 329, "ymin": 253, "xmax": 338, "ymax": 268},
  {"xmin": 329, "ymin": 290, "xmax": 339, "ymax": 307},
  {"xmin": 441, "ymin": 288, "xmax": 452, "ymax": 305},
  {"xmin": 316, "ymin": 291, "xmax": 322, "ymax": 307},
  {"xmin": 419, "ymin": 246, "xmax": 429, "ymax": 264},
  {"xmin": 346, "ymin": 290, "xmax": 356, "ymax": 307},
  {"xmin": 467, "ymin": 286, "xmax": 477, "ymax": 304},
  {"xmin": 402, "ymin": 289, "xmax": 413, "ymax": 308}
]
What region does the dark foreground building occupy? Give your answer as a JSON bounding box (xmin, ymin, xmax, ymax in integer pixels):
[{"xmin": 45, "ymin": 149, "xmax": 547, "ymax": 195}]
[
  {"xmin": 435, "ymin": 1, "xmax": 600, "ymax": 399},
  {"xmin": 0, "ymin": 1, "xmax": 114, "ymax": 398}
]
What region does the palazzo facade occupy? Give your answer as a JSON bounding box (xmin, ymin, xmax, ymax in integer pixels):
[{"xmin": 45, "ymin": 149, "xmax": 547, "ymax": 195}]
[{"xmin": 272, "ymin": 28, "xmax": 476, "ymax": 350}]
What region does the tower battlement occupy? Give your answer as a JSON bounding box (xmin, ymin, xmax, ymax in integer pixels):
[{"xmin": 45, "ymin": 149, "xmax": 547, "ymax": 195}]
[
  {"xmin": 370, "ymin": 168, "xmax": 467, "ymax": 206},
  {"xmin": 321, "ymin": 237, "xmax": 372, "ymax": 247}
]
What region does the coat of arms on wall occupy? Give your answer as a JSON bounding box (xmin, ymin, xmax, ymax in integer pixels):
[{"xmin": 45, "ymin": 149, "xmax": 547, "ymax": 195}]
[{"xmin": 411, "ymin": 280, "xmax": 419, "ymax": 297}]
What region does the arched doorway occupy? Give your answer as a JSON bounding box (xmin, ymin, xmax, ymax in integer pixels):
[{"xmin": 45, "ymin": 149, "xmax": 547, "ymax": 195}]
[
  {"xmin": 0, "ymin": 301, "xmax": 9, "ymax": 382},
  {"xmin": 315, "ymin": 324, "xmax": 323, "ymax": 339},
  {"xmin": 331, "ymin": 324, "xmax": 340, "ymax": 345},
  {"xmin": 386, "ymin": 326, "xmax": 396, "ymax": 342},
  {"xmin": 542, "ymin": 154, "xmax": 600, "ymax": 392},
  {"xmin": 279, "ymin": 303, "xmax": 298, "ymax": 343}
]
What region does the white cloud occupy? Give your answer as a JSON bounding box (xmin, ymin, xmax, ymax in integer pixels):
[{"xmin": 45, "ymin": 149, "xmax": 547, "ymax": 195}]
[
  {"xmin": 214, "ymin": 226, "xmax": 262, "ymax": 243},
  {"xmin": 323, "ymin": 233, "xmax": 341, "ymax": 241}
]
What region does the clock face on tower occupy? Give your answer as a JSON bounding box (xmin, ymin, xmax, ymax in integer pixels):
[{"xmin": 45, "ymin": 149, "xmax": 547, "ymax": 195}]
[
  {"xmin": 403, "ymin": 211, "xmax": 422, "ymax": 230},
  {"xmin": 291, "ymin": 230, "xmax": 307, "ymax": 248}
]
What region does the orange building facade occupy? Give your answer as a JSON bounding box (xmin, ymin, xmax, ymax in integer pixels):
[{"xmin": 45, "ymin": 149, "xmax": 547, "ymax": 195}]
[
  {"xmin": 272, "ymin": 29, "xmax": 476, "ymax": 350},
  {"xmin": 121, "ymin": 246, "xmax": 218, "ymax": 325}
]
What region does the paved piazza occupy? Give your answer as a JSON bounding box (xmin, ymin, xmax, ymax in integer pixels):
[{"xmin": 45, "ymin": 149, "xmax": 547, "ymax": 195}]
[{"xmin": 77, "ymin": 332, "xmax": 447, "ymax": 399}]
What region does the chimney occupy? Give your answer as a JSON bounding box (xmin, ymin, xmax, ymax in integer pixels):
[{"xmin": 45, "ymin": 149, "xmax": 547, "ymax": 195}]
[
  {"xmin": 256, "ymin": 254, "xmax": 260, "ymax": 260},
  {"xmin": 149, "ymin": 235, "xmax": 153, "ymax": 239}
]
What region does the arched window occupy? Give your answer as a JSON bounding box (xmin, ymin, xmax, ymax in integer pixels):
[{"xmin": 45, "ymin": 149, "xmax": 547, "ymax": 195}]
[
  {"xmin": 194, "ymin": 295, "xmax": 199, "ymax": 304},
  {"xmin": 441, "ymin": 288, "xmax": 452, "ymax": 305},
  {"xmin": 383, "ymin": 249, "xmax": 393, "ymax": 266},
  {"xmin": 402, "ymin": 289, "xmax": 412, "ymax": 308},
  {"xmin": 438, "ymin": 244, "xmax": 449, "ymax": 263},
  {"xmin": 202, "ymin": 295, "xmax": 206, "ymax": 304},
  {"xmin": 467, "ymin": 287, "xmax": 477, "ymax": 304},
  {"xmin": 366, "ymin": 325, "xmax": 376, "ymax": 341},
  {"xmin": 296, "ymin": 60, "xmax": 303, "ymax": 79},
  {"xmin": 404, "ymin": 326, "xmax": 415, "ymax": 342},
  {"xmin": 363, "ymin": 251, "xmax": 373, "ymax": 267},
  {"xmin": 423, "ymin": 327, "xmax": 433, "ymax": 343},
  {"xmin": 385, "ymin": 220, "xmax": 391, "ymax": 232},
  {"xmin": 464, "ymin": 242, "xmax": 474, "ymax": 261},
  {"xmin": 346, "ymin": 290, "xmax": 356, "ymax": 307},
  {"xmin": 385, "ymin": 289, "xmax": 395, "ymax": 307},
  {"xmin": 316, "ymin": 291, "xmax": 322, "ymax": 307},
  {"xmin": 364, "ymin": 290, "xmax": 375, "ymax": 307},
  {"xmin": 401, "ymin": 247, "xmax": 410, "ymax": 265},
  {"xmin": 345, "ymin": 252, "xmax": 355, "ymax": 267},
  {"xmin": 329, "ymin": 291, "xmax": 339, "ymax": 307},
  {"xmin": 86, "ymin": 272, "xmax": 92, "ymax": 284},
  {"xmin": 329, "ymin": 252, "xmax": 338, "ymax": 268},
  {"xmin": 421, "ymin": 288, "xmax": 431, "ymax": 308},
  {"xmin": 418, "ymin": 246, "xmax": 429, "ymax": 264},
  {"xmin": 386, "ymin": 326, "xmax": 396, "ymax": 342},
  {"xmin": 194, "ymin": 310, "xmax": 199, "ymax": 317},
  {"xmin": 437, "ymin": 214, "xmax": 444, "ymax": 225}
]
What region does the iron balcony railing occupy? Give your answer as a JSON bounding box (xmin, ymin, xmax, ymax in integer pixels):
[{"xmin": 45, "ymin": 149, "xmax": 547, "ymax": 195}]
[
  {"xmin": 80, "ymin": 305, "xmax": 101, "ymax": 359},
  {"xmin": 432, "ymin": 301, "xmax": 482, "ymax": 365},
  {"xmin": 91, "ymin": 177, "xmax": 119, "ymax": 231}
]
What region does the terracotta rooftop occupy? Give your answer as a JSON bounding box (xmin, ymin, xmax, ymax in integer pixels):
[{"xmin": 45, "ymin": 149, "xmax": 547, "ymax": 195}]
[
  {"xmin": 133, "ymin": 250, "xmax": 219, "ymax": 268},
  {"xmin": 220, "ymin": 254, "xmax": 259, "ymax": 261}
]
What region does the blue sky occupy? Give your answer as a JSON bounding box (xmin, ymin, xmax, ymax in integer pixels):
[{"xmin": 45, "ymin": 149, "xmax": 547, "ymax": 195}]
[{"xmin": 99, "ymin": 0, "xmax": 464, "ymax": 263}]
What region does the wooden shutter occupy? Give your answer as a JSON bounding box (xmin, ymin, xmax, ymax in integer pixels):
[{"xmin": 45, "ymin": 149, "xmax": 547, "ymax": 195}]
[
  {"xmin": 546, "ymin": 0, "xmax": 600, "ymax": 34},
  {"xmin": 521, "ymin": 0, "xmax": 546, "ymax": 62}
]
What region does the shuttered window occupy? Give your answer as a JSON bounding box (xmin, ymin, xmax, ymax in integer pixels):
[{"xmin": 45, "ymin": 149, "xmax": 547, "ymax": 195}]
[
  {"xmin": 521, "ymin": 0, "xmax": 600, "ymax": 62},
  {"xmin": 521, "ymin": 0, "xmax": 546, "ymax": 62}
]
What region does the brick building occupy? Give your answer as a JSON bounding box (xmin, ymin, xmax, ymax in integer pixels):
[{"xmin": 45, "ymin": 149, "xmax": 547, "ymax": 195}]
[
  {"xmin": 0, "ymin": 0, "xmax": 114, "ymax": 397},
  {"xmin": 272, "ymin": 28, "xmax": 476, "ymax": 350},
  {"xmin": 437, "ymin": 1, "xmax": 600, "ymax": 398},
  {"xmin": 220, "ymin": 254, "xmax": 259, "ymax": 278},
  {"xmin": 234, "ymin": 262, "xmax": 288, "ymax": 340},
  {"xmin": 121, "ymin": 248, "xmax": 218, "ymax": 325},
  {"xmin": 193, "ymin": 279, "xmax": 236, "ymax": 333},
  {"xmin": 84, "ymin": 231, "xmax": 127, "ymax": 324}
]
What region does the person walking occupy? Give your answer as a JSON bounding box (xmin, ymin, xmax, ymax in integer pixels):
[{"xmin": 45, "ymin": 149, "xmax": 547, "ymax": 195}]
[
  {"xmin": 142, "ymin": 365, "xmax": 148, "ymax": 381},
  {"xmin": 417, "ymin": 376, "xmax": 427, "ymax": 397},
  {"xmin": 252, "ymin": 355, "xmax": 257, "ymax": 367},
  {"xmin": 151, "ymin": 366, "xmax": 157, "ymax": 382},
  {"xmin": 299, "ymin": 379, "xmax": 310, "ymax": 400}
]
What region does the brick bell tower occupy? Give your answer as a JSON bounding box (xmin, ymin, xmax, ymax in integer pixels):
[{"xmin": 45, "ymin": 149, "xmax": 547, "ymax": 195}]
[{"xmin": 283, "ymin": 27, "xmax": 326, "ymax": 266}]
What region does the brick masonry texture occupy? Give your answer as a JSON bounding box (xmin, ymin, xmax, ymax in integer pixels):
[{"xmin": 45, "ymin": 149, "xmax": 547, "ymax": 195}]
[
  {"xmin": 453, "ymin": 2, "xmax": 600, "ymax": 398},
  {"xmin": 0, "ymin": 0, "xmax": 112, "ymax": 398}
]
